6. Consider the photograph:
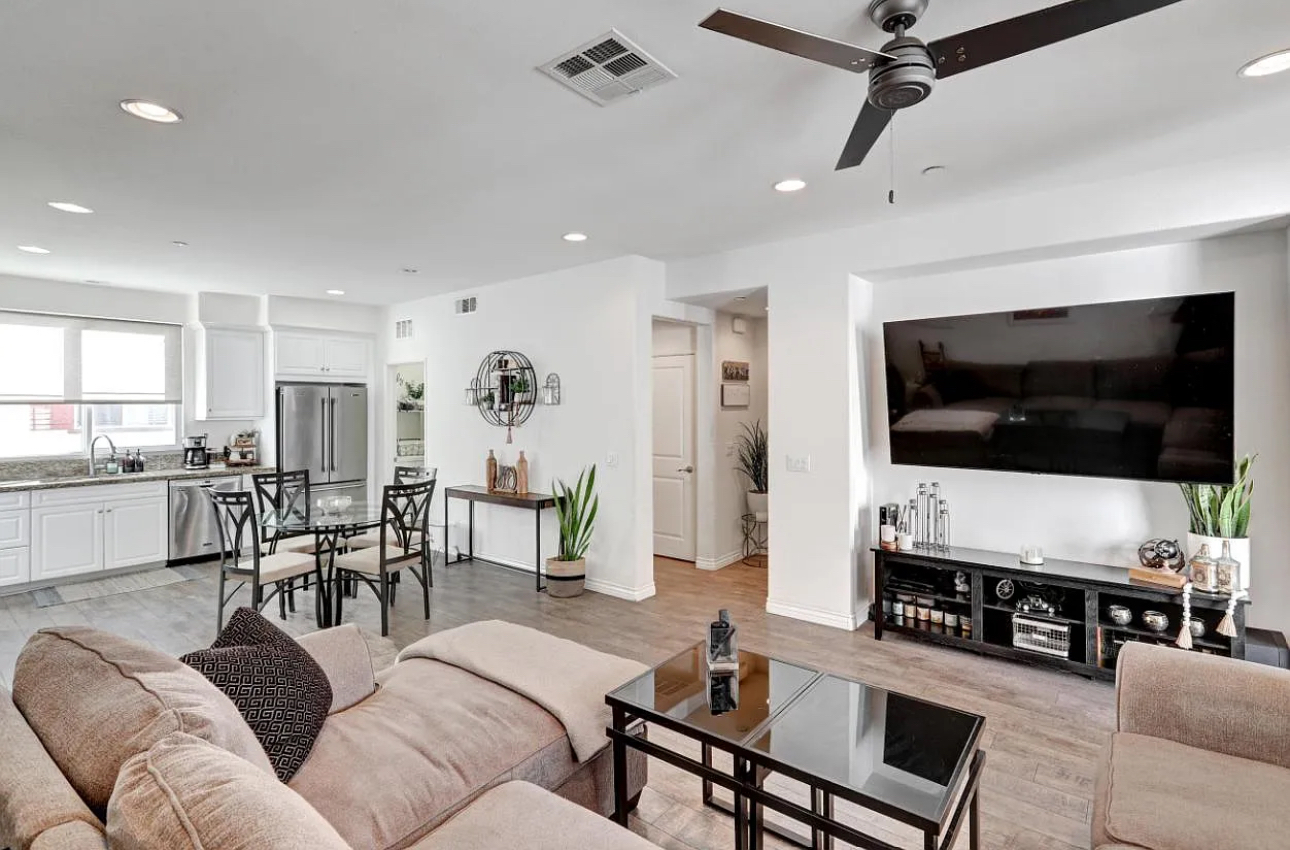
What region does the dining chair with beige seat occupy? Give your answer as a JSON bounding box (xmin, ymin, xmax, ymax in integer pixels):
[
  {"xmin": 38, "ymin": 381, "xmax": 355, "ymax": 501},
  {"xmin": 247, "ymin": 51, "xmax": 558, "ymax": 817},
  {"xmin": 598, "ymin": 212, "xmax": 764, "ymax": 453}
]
[
  {"xmin": 206, "ymin": 489, "xmax": 325, "ymax": 632},
  {"xmin": 332, "ymin": 477, "xmax": 436, "ymax": 636}
]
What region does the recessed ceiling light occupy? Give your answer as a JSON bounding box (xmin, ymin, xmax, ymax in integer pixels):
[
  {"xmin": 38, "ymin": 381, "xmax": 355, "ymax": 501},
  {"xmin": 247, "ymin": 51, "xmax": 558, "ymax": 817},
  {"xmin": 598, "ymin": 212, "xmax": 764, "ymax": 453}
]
[
  {"xmin": 734, "ymin": 296, "xmax": 747, "ymax": 302},
  {"xmin": 48, "ymin": 201, "xmax": 93, "ymax": 214},
  {"xmin": 764, "ymin": 306, "xmax": 770, "ymax": 312},
  {"xmin": 17, "ymin": 245, "xmax": 50, "ymax": 254},
  {"xmin": 773, "ymin": 179, "xmax": 807, "ymax": 193},
  {"xmin": 171, "ymin": 240, "xmax": 189, "ymax": 247},
  {"xmin": 921, "ymin": 165, "xmax": 947, "ymax": 177},
  {"xmin": 1240, "ymin": 49, "xmax": 1290, "ymax": 78},
  {"xmin": 119, "ymin": 99, "xmax": 183, "ymax": 123},
  {"xmin": 562, "ymin": 232, "xmax": 588, "ymax": 242},
  {"xmin": 401, "ymin": 267, "xmax": 419, "ymax": 274},
  {"xmin": 326, "ymin": 289, "xmax": 346, "ymax": 296}
]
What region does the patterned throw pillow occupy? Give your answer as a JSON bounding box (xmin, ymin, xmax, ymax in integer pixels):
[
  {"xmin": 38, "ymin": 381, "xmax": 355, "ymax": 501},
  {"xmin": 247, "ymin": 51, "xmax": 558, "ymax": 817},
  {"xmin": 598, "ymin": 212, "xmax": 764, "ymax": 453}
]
[{"xmin": 181, "ymin": 608, "xmax": 332, "ymax": 782}]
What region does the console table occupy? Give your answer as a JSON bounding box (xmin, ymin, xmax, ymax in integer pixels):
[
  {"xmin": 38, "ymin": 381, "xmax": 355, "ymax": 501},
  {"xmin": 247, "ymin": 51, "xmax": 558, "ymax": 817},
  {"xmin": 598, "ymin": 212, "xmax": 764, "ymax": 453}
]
[
  {"xmin": 442, "ymin": 485, "xmax": 558, "ymax": 592},
  {"xmin": 872, "ymin": 546, "xmax": 1249, "ymax": 680}
]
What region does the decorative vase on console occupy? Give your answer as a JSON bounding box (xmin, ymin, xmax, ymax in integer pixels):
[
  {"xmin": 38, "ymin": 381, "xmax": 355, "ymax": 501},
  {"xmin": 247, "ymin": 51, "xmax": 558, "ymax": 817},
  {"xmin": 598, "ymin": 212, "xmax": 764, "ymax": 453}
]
[{"xmin": 1179, "ymin": 454, "xmax": 1254, "ymax": 591}]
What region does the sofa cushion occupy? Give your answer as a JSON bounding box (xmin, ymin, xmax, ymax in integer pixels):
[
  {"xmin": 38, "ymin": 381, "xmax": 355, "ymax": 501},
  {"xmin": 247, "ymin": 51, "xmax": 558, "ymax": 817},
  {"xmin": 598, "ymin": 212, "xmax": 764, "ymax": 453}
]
[
  {"xmin": 1092, "ymin": 400, "xmax": 1172, "ymax": 429},
  {"xmin": 295, "ymin": 624, "xmax": 378, "ymax": 713},
  {"xmin": 107, "ymin": 733, "xmax": 349, "ymax": 850},
  {"xmin": 1162, "ymin": 407, "xmax": 1230, "ymax": 450},
  {"xmin": 12, "ymin": 627, "xmax": 273, "ymax": 813},
  {"xmin": 410, "ymin": 781, "xmax": 656, "ymax": 850},
  {"xmin": 1092, "ymin": 732, "xmax": 1290, "ymax": 850},
  {"xmin": 1023, "ymin": 360, "xmax": 1095, "ymax": 399},
  {"xmin": 289, "ymin": 658, "xmax": 570, "ymax": 850},
  {"xmin": 1021, "ymin": 395, "xmax": 1094, "ymax": 412},
  {"xmin": 943, "ymin": 397, "xmax": 1016, "ymax": 415},
  {"xmin": 181, "ymin": 608, "xmax": 331, "ymax": 782},
  {"xmin": 939, "ymin": 362, "xmax": 1024, "ymax": 405}
]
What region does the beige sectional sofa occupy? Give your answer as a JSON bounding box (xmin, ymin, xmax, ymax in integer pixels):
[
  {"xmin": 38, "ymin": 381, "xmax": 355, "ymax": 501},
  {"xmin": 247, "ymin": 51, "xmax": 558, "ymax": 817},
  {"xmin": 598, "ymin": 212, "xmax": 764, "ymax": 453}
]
[
  {"xmin": 0, "ymin": 623, "xmax": 649, "ymax": 850},
  {"xmin": 1093, "ymin": 642, "xmax": 1290, "ymax": 850}
]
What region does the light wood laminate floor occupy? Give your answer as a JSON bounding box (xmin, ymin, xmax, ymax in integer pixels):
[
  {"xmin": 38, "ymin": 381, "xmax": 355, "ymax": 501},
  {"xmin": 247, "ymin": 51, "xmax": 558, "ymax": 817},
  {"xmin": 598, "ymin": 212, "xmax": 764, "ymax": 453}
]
[{"xmin": 0, "ymin": 555, "xmax": 1112, "ymax": 850}]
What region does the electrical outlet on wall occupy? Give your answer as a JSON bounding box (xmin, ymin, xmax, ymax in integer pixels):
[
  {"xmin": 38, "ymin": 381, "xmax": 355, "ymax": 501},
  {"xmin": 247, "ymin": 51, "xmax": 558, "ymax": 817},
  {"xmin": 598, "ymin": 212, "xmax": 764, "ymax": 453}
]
[{"xmin": 786, "ymin": 455, "xmax": 811, "ymax": 473}]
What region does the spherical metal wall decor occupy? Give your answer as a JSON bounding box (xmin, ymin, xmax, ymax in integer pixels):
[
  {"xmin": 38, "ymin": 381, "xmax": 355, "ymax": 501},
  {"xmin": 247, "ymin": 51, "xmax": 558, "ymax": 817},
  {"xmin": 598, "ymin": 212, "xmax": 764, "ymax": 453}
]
[{"xmin": 469, "ymin": 350, "xmax": 537, "ymax": 443}]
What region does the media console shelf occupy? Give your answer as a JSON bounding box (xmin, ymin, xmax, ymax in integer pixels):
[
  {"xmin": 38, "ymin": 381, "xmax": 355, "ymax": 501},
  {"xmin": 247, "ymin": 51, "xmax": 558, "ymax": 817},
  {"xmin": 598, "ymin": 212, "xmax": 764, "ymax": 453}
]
[{"xmin": 872, "ymin": 546, "xmax": 1249, "ymax": 680}]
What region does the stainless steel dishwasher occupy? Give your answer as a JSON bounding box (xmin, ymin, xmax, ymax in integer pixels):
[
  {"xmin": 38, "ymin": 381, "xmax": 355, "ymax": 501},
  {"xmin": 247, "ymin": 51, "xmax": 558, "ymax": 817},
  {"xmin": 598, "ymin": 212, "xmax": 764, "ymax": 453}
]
[{"xmin": 168, "ymin": 475, "xmax": 242, "ymax": 562}]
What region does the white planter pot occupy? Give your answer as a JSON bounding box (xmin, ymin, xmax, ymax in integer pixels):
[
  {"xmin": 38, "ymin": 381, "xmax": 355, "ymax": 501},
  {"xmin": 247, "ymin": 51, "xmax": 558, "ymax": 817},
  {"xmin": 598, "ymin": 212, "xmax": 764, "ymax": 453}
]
[
  {"xmin": 746, "ymin": 491, "xmax": 768, "ymax": 521},
  {"xmin": 1186, "ymin": 533, "xmax": 1250, "ymax": 592}
]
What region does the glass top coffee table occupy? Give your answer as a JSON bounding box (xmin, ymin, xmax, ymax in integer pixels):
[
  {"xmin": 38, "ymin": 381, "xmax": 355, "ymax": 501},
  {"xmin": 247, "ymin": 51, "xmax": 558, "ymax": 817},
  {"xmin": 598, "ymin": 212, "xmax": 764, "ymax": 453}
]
[{"xmin": 606, "ymin": 643, "xmax": 985, "ymax": 850}]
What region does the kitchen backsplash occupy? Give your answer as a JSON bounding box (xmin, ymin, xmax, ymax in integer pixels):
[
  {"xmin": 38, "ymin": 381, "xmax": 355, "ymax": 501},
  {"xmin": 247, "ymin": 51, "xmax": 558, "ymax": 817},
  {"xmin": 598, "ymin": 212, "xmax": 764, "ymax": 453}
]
[{"xmin": 0, "ymin": 451, "xmax": 187, "ymax": 481}]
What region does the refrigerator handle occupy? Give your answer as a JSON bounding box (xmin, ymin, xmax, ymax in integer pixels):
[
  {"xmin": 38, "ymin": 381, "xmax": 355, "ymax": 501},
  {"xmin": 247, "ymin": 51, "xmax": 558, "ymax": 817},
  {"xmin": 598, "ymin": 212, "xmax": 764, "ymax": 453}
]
[
  {"xmin": 330, "ymin": 397, "xmax": 338, "ymax": 472},
  {"xmin": 320, "ymin": 397, "xmax": 328, "ymax": 473}
]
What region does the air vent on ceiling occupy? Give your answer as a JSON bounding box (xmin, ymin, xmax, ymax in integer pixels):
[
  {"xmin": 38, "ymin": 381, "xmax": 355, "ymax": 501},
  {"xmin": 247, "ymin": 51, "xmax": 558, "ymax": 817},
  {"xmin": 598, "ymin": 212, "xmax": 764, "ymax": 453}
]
[
  {"xmin": 454, "ymin": 296, "xmax": 477, "ymax": 316},
  {"xmin": 394, "ymin": 319, "xmax": 414, "ymax": 340},
  {"xmin": 539, "ymin": 29, "xmax": 677, "ymax": 106}
]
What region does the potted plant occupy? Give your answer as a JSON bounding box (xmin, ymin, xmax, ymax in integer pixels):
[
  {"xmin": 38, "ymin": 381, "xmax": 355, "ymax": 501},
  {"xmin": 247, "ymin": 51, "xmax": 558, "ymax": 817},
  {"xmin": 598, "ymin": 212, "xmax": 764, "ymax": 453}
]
[
  {"xmin": 1179, "ymin": 454, "xmax": 1254, "ymax": 590},
  {"xmin": 548, "ymin": 465, "xmax": 598, "ymax": 598},
  {"xmin": 736, "ymin": 420, "xmax": 769, "ymax": 518}
]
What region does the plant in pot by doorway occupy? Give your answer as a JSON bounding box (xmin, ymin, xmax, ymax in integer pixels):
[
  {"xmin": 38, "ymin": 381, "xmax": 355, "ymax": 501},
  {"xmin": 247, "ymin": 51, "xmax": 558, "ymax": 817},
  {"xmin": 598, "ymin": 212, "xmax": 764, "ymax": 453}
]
[
  {"xmin": 736, "ymin": 420, "xmax": 769, "ymax": 519},
  {"xmin": 549, "ymin": 465, "xmax": 598, "ymax": 598},
  {"xmin": 1179, "ymin": 454, "xmax": 1255, "ymax": 591}
]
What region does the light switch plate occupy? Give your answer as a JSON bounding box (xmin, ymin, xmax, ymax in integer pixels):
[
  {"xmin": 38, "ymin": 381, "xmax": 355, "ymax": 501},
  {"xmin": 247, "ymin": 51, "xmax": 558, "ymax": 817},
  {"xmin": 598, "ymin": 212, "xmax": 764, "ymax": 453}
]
[
  {"xmin": 726, "ymin": 442, "xmax": 736, "ymax": 458},
  {"xmin": 786, "ymin": 455, "xmax": 811, "ymax": 473},
  {"xmin": 605, "ymin": 452, "xmax": 620, "ymax": 468}
]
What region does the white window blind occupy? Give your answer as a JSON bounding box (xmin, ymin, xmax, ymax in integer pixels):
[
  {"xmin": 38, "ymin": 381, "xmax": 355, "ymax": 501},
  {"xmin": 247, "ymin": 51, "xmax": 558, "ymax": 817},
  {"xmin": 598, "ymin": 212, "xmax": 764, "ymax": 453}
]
[{"xmin": 0, "ymin": 311, "xmax": 181, "ymax": 404}]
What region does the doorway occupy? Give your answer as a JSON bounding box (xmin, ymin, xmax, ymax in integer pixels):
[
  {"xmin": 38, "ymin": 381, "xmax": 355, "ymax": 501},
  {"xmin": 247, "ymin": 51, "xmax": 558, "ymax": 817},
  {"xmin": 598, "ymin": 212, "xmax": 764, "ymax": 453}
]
[
  {"xmin": 387, "ymin": 361, "xmax": 426, "ymax": 484},
  {"xmin": 652, "ymin": 321, "xmax": 697, "ymax": 561}
]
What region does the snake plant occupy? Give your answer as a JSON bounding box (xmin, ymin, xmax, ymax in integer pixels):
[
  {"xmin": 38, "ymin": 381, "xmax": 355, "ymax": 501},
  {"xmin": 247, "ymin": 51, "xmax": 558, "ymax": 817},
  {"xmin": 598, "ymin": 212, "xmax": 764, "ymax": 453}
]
[
  {"xmin": 554, "ymin": 465, "xmax": 598, "ymax": 561},
  {"xmin": 736, "ymin": 420, "xmax": 769, "ymax": 494},
  {"xmin": 1179, "ymin": 454, "xmax": 1255, "ymax": 538}
]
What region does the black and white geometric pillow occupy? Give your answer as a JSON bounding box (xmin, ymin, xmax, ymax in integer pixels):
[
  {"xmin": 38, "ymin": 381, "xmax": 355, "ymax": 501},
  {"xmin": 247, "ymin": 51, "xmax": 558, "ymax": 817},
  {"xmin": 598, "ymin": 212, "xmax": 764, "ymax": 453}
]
[{"xmin": 181, "ymin": 607, "xmax": 332, "ymax": 782}]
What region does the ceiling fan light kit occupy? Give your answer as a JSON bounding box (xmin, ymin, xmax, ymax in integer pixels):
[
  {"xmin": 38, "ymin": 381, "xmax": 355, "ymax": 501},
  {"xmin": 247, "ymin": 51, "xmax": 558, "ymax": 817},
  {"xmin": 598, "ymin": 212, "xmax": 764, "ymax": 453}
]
[{"xmin": 700, "ymin": 0, "xmax": 1187, "ymax": 173}]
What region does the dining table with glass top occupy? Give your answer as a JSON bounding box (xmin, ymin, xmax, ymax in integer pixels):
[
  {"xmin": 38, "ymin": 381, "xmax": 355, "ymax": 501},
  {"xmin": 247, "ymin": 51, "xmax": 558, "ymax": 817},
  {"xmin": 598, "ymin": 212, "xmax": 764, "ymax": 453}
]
[
  {"xmin": 261, "ymin": 502, "xmax": 385, "ymax": 628},
  {"xmin": 606, "ymin": 643, "xmax": 985, "ymax": 850}
]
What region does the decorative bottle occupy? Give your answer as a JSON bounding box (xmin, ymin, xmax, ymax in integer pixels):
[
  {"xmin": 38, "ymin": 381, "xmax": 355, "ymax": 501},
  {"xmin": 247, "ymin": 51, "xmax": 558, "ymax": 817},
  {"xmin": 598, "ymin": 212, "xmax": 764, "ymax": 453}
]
[
  {"xmin": 1189, "ymin": 544, "xmax": 1216, "ymax": 593},
  {"xmin": 1215, "ymin": 540, "xmax": 1239, "ymax": 595},
  {"xmin": 486, "ymin": 450, "xmax": 498, "ymax": 492},
  {"xmin": 915, "ymin": 484, "xmax": 928, "ymax": 548},
  {"xmin": 516, "ymin": 451, "xmax": 529, "ymax": 495}
]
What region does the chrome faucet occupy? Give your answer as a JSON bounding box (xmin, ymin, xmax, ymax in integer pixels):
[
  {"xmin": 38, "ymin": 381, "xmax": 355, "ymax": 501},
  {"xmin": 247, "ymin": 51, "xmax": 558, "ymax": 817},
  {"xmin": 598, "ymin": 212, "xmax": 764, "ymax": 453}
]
[{"xmin": 89, "ymin": 435, "xmax": 118, "ymax": 476}]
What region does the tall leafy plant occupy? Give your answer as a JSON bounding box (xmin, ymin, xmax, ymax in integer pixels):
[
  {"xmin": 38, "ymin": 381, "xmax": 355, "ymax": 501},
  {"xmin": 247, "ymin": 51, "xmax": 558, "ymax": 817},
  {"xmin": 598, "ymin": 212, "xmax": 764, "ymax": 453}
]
[
  {"xmin": 1179, "ymin": 454, "xmax": 1255, "ymax": 538},
  {"xmin": 736, "ymin": 420, "xmax": 769, "ymax": 494},
  {"xmin": 554, "ymin": 465, "xmax": 599, "ymax": 561}
]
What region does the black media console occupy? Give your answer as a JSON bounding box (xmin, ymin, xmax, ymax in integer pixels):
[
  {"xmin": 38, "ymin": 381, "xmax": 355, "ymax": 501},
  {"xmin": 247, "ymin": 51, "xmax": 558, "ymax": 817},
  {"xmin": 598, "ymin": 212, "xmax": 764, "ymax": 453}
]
[{"xmin": 872, "ymin": 546, "xmax": 1249, "ymax": 680}]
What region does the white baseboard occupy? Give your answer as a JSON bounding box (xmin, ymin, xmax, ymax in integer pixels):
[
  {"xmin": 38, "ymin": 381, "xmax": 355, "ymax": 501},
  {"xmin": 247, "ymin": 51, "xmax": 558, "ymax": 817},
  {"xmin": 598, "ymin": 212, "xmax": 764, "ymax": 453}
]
[
  {"xmin": 470, "ymin": 552, "xmax": 537, "ymax": 573},
  {"xmin": 585, "ymin": 578, "xmax": 657, "ymax": 602},
  {"xmin": 695, "ymin": 549, "xmax": 743, "ymax": 571},
  {"xmin": 765, "ymin": 598, "xmax": 858, "ymax": 631}
]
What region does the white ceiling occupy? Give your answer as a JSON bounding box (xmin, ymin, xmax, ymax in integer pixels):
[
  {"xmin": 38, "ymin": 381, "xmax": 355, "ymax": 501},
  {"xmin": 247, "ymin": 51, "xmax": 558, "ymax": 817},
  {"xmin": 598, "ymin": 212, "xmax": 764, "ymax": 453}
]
[{"xmin": 1, "ymin": 0, "xmax": 1288, "ymax": 305}]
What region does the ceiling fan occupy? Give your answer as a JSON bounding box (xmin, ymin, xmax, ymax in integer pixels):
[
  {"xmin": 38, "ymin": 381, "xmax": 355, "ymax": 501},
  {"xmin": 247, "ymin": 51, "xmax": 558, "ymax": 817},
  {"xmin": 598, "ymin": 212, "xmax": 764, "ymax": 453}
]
[{"xmin": 700, "ymin": 0, "xmax": 1187, "ymax": 171}]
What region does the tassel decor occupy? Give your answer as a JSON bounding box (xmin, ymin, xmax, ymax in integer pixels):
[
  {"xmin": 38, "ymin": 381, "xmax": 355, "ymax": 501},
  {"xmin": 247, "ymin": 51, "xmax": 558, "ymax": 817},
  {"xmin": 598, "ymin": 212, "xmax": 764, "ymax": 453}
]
[
  {"xmin": 1175, "ymin": 582, "xmax": 1194, "ymax": 650},
  {"xmin": 1217, "ymin": 590, "xmax": 1247, "ymax": 638}
]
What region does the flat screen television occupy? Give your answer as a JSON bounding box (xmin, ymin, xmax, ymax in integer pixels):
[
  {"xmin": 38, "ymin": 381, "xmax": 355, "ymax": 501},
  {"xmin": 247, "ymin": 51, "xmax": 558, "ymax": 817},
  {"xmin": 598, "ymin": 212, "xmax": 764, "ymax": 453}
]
[{"xmin": 883, "ymin": 293, "xmax": 1235, "ymax": 484}]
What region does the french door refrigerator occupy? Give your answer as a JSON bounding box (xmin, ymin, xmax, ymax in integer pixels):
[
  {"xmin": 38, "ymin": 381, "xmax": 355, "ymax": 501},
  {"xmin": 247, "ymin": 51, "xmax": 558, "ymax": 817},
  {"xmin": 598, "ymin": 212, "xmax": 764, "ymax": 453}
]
[{"xmin": 276, "ymin": 383, "xmax": 368, "ymax": 503}]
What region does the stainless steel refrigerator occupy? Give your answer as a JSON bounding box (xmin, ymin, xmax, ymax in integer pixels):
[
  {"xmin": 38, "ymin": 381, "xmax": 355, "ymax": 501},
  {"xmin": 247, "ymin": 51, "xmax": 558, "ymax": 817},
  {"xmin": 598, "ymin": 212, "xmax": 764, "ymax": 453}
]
[{"xmin": 276, "ymin": 383, "xmax": 368, "ymax": 503}]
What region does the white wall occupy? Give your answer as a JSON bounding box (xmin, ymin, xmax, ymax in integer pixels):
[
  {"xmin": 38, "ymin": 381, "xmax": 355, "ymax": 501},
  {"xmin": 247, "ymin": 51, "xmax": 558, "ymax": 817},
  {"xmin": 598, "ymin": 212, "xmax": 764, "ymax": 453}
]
[
  {"xmin": 386, "ymin": 256, "xmax": 663, "ymax": 600},
  {"xmin": 867, "ymin": 231, "xmax": 1290, "ymax": 632},
  {"xmin": 713, "ymin": 313, "xmax": 768, "ymax": 565}
]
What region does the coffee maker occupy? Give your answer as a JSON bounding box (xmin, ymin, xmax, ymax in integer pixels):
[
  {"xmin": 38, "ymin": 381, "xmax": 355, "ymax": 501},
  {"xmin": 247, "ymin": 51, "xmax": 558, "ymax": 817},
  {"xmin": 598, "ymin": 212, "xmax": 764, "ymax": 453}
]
[{"xmin": 183, "ymin": 434, "xmax": 210, "ymax": 470}]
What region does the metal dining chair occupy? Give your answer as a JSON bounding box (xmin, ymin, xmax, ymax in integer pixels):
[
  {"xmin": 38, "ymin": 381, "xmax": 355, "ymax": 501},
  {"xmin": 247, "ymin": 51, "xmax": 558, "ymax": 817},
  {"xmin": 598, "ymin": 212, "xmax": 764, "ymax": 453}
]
[
  {"xmin": 331, "ymin": 478, "xmax": 436, "ymax": 636},
  {"xmin": 206, "ymin": 489, "xmax": 323, "ymax": 632},
  {"xmin": 346, "ymin": 466, "xmax": 437, "ymax": 552}
]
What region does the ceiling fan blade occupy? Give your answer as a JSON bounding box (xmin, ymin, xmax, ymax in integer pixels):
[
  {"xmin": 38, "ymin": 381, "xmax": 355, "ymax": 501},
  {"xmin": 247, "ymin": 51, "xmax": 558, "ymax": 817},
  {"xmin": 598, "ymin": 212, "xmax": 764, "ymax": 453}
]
[
  {"xmin": 835, "ymin": 103, "xmax": 893, "ymax": 171},
  {"xmin": 929, "ymin": 0, "xmax": 1187, "ymax": 79},
  {"xmin": 699, "ymin": 8, "xmax": 893, "ymax": 74}
]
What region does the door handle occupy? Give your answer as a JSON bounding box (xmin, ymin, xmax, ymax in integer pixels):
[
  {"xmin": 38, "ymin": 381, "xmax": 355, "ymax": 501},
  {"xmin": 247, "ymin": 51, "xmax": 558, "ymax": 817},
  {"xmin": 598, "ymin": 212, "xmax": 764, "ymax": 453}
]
[
  {"xmin": 321, "ymin": 398, "xmax": 328, "ymax": 473},
  {"xmin": 677, "ymin": 466, "xmax": 694, "ymax": 473},
  {"xmin": 330, "ymin": 397, "xmax": 337, "ymax": 472}
]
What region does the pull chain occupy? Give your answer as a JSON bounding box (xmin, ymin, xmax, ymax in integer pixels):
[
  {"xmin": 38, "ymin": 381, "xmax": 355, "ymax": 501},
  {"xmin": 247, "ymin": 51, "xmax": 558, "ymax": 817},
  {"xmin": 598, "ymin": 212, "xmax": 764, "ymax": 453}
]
[{"xmin": 888, "ymin": 114, "xmax": 897, "ymax": 205}]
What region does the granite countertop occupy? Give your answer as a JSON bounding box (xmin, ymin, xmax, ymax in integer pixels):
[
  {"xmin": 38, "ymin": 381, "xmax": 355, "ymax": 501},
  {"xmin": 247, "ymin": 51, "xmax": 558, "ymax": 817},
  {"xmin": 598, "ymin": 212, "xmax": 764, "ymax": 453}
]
[{"xmin": 0, "ymin": 464, "xmax": 277, "ymax": 493}]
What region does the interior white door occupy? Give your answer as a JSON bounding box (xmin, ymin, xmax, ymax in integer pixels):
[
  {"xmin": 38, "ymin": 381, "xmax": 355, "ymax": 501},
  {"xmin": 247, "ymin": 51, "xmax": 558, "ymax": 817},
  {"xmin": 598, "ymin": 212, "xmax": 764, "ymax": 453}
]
[
  {"xmin": 652, "ymin": 354, "xmax": 696, "ymax": 560},
  {"xmin": 104, "ymin": 497, "xmax": 169, "ymax": 570}
]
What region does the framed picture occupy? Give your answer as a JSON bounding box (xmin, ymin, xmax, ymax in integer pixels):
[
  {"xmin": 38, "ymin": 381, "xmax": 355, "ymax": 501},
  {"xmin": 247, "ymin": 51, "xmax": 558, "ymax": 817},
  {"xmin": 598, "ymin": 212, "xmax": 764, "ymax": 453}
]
[
  {"xmin": 721, "ymin": 361, "xmax": 750, "ymax": 382},
  {"xmin": 721, "ymin": 383, "xmax": 751, "ymax": 408}
]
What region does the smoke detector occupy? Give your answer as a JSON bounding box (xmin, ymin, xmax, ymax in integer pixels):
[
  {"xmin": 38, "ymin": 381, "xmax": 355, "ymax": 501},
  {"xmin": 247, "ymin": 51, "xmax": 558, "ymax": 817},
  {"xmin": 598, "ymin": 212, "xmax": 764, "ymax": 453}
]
[{"xmin": 539, "ymin": 29, "xmax": 677, "ymax": 106}]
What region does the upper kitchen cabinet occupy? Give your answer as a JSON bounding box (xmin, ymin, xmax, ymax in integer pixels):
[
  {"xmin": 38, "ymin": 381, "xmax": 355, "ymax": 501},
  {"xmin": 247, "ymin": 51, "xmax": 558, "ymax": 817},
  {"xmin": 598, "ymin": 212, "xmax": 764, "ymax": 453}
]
[
  {"xmin": 274, "ymin": 329, "xmax": 370, "ymax": 379},
  {"xmin": 194, "ymin": 326, "xmax": 266, "ymax": 420}
]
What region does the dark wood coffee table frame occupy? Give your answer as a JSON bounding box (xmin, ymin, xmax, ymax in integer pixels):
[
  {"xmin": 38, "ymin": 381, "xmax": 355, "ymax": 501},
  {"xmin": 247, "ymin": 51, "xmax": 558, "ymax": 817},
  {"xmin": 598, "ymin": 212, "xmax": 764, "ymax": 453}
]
[{"xmin": 607, "ymin": 670, "xmax": 985, "ymax": 850}]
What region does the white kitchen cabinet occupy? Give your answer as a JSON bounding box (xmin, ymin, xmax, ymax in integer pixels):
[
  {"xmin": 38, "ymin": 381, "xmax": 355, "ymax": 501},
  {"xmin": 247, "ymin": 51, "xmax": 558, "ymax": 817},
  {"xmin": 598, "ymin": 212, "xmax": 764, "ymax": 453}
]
[
  {"xmin": 195, "ymin": 327, "xmax": 266, "ymax": 420},
  {"xmin": 0, "ymin": 492, "xmax": 30, "ymax": 511},
  {"xmin": 104, "ymin": 497, "xmax": 170, "ymax": 570},
  {"xmin": 274, "ymin": 330, "xmax": 370, "ymax": 379},
  {"xmin": 0, "ymin": 547, "xmax": 30, "ymax": 587},
  {"xmin": 0, "ymin": 509, "xmax": 29, "ymax": 549},
  {"xmin": 31, "ymin": 504, "xmax": 104, "ymax": 580}
]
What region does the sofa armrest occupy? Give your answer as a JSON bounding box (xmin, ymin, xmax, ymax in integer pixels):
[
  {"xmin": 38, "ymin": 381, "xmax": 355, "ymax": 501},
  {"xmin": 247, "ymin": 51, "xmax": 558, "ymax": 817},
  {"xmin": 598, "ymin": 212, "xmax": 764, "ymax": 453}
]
[
  {"xmin": 29, "ymin": 821, "xmax": 107, "ymax": 850},
  {"xmin": 1117, "ymin": 642, "xmax": 1290, "ymax": 770},
  {"xmin": 295, "ymin": 625, "xmax": 377, "ymax": 714},
  {"xmin": 910, "ymin": 384, "xmax": 944, "ymax": 410}
]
